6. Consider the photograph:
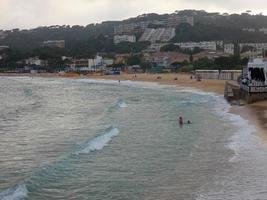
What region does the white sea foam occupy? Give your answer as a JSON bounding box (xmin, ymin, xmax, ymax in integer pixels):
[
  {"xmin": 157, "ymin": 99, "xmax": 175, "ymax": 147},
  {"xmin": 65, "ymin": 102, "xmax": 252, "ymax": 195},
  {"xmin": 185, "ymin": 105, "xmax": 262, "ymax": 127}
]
[
  {"xmin": 73, "ymin": 77, "xmax": 261, "ymax": 163},
  {"xmin": 0, "ymin": 184, "xmax": 28, "ymax": 200},
  {"xmin": 211, "ymin": 97, "xmax": 259, "ymax": 163},
  {"xmin": 118, "ymin": 101, "xmax": 128, "ymax": 108},
  {"xmin": 75, "ymin": 127, "xmax": 119, "ymax": 155}
]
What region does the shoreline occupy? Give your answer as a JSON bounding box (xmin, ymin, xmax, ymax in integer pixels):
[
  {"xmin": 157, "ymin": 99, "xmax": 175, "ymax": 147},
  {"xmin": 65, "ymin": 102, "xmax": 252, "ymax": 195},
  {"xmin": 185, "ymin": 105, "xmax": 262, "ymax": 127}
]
[
  {"xmin": 92, "ymin": 73, "xmax": 267, "ymax": 138},
  {"xmin": 1, "ymin": 72, "xmax": 266, "ymax": 138}
]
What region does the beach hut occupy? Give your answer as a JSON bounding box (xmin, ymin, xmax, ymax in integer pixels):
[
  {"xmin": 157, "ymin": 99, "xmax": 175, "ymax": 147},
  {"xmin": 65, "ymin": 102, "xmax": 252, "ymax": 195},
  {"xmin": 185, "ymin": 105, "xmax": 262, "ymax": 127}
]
[{"xmin": 219, "ymin": 70, "xmax": 242, "ymax": 81}]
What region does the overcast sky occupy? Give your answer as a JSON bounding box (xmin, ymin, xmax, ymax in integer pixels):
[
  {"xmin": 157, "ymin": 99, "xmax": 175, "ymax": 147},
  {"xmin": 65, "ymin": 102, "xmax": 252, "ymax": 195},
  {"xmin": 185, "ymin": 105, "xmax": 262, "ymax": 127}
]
[{"xmin": 1, "ymin": 0, "xmax": 267, "ymax": 30}]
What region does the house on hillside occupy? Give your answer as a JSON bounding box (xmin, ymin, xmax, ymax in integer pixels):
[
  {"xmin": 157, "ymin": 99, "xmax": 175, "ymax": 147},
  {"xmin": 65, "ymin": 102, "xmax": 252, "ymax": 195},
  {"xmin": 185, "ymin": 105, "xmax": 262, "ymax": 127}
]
[
  {"xmin": 150, "ymin": 52, "xmax": 190, "ymax": 73},
  {"xmin": 193, "ymin": 51, "xmax": 228, "ymax": 61}
]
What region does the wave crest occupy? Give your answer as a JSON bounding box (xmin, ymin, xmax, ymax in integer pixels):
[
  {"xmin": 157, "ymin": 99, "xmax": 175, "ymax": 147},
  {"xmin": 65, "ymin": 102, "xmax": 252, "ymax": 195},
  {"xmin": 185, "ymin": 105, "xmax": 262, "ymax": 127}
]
[
  {"xmin": 0, "ymin": 184, "xmax": 28, "ymax": 200},
  {"xmin": 75, "ymin": 127, "xmax": 119, "ymax": 155}
]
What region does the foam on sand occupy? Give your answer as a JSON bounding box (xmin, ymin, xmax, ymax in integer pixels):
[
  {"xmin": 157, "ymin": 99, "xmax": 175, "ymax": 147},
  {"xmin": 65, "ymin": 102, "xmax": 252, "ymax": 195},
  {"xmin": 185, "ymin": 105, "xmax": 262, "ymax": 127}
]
[
  {"xmin": 75, "ymin": 127, "xmax": 119, "ymax": 155},
  {"xmin": 213, "ymin": 97, "xmax": 258, "ymax": 162},
  {"xmin": 0, "ymin": 184, "xmax": 28, "ymax": 200}
]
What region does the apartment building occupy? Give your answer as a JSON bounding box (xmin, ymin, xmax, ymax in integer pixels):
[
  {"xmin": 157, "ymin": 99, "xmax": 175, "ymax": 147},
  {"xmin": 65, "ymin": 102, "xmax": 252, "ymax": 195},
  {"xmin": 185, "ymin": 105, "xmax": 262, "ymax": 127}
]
[
  {"xmin": 114, "ymin": 22, "xmax": 150, "ymax": 35},
  {"xmin": 139, "ymin": 28, "xmax": 175, "ymax": 42},
  {"xmin": 240, "ymin": 43, "xmax": 267, "ymax": 54},
  {"xmin": 114, "ymin": 35, "xmax": 136, "ymax": 44},
  {"xmin": 42, "ymin": 40, "xmax": 65, "ymax": 48},
  {"xmin": 25, "ymin": 57, "xmax": 48, "ymax": 67},
  {"xmin": 259, "ymin": 28, "xmax": 267, "ymax": 34},
  {"xmin": 0, "ymin": 46, "xmax": 9, "ymax": 51},
  {"xmin": 224, "ymin": 43, "xmax": 235, "ymax": 55},
  {"xmin": 175, "ymin": 41, "xmax": 218, "ymax": 51},
  {"xmin": 166, "ymin": 15, "xmax": 194, "ymax": 27}
]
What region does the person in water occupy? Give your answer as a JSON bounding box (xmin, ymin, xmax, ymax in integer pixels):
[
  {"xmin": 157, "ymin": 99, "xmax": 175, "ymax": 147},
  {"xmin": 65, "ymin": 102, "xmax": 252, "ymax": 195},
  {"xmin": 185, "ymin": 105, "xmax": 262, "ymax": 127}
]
[
  {"xmin": 178, "ymin": 116, "xmax": 184, "ymax": 125},
  {"xmin": 178, "ymin": 116, "xmax": 192, "ymax": 125}
]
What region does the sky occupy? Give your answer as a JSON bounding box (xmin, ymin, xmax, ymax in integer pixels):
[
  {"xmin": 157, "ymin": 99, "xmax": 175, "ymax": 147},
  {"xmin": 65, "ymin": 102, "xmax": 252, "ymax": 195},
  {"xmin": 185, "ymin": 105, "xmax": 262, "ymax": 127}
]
[{"xmin": 0, "ymin": 0, "xmax": 267, "ymax": 30}]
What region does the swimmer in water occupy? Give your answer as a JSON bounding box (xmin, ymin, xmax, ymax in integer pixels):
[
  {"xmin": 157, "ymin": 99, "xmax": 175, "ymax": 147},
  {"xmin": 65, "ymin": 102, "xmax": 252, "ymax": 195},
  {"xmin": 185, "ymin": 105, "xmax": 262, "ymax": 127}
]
[{"xmin": 178, "ymin": 116, "xmax": 184, "ymax": 125}]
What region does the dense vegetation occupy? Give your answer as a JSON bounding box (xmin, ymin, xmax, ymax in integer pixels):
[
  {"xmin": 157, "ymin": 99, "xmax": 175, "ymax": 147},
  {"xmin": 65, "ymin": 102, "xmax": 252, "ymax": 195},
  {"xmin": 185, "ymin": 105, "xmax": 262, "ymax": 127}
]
[{"xmin": 0, "ymin": 10, "xmax": 265, "ymax": 70}]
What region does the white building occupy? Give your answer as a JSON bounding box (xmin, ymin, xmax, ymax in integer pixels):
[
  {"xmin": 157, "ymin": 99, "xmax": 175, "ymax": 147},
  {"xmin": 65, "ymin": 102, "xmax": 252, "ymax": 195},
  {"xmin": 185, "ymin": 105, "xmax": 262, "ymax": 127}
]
[
  {"xmin": 240, "ymin": 43, "xmax": 267, "ymax": 55},
  {"xmin": 175, "ymin": 41, "xmax": 218, "ymax": 51},
  {"xmin": 103, "ymin": 58, "xmax": 114, "ymax": 66},
  {"xmin": 0, "ymin": 46, "xmax": 9, "ymax": 51},
  {"xmin": 224, "ymin": 43, "xmax": 235, "ymax": 55},
  {"xmin": 146, "ymin": 43, "xmax": 168, "ymax": 52},
  {"xmin": 166, "ymin": 15, "xmax": 194, "ymax": 27},
  {"xmin": 242, "ymin": 28, "xmax": 256, "ymax": 32},
  {"xmin": 259, "ymin": 28, "xmax": 267, "ymax": 34},
  {"xmin": 139, "ymin": 28, "xmax": 175, "ymax": 42},
  {"xmin": 42, "ymin": 40, "xmax": 65, "ymax": 48},
  {"xmin": 114, "ymin": 35, "xmax": 136, "ymax": 44},
  {"xmin": 88, "ymin": 55, "xmax": 104, "ymax": 70},
  {"xmin": 25, "ymin": 57, "xmax": 47, "ymax": 66}
]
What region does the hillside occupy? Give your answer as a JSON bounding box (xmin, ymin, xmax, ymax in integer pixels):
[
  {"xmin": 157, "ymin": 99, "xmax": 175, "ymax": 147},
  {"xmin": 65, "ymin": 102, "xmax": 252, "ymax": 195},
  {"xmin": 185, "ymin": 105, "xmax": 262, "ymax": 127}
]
[{"xmin": 1, "ymin": 10, "xmax": 267, "ymax": 59}]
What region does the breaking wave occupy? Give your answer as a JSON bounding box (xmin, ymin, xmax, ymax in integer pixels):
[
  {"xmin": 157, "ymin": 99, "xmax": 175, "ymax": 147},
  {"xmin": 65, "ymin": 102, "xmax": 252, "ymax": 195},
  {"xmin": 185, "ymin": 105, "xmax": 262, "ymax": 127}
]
[
  {"xmin": 118, "ymin": 100, "xmax": 128, "ymax": 108},
  {"xmin": 75, "ymin": 127, "xmax": 119, "ymax": 155},
  {"xmin": 0, "ymin": 184, "xmax": 28, "ymax": 200}
]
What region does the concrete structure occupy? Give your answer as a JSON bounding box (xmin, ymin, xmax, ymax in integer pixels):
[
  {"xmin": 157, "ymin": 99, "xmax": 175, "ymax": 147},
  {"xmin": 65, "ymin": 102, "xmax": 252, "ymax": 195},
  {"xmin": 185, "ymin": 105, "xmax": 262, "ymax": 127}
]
[
  {"xmin": 114, "ymin": 22, "xmax": 149, "ymax": 35},
  {"xmin": 166, "ymin": 15, "xmax": 194, "ymax": 27},
  {"xmin": 25, "ymin": 57, "xmax": 47, "ymax": 67},
  {"xmin": 0, "ymin": 46, "xmax": 9, "ymax": 51},
  {"xmin": 240, "ymin": 58, "xmax": 267, "ymax": 103},
  {"xmin": 193, "ymin": 51, "xmax": 228, "ymax": 61},
  {"xmin": 114, "ymin": 35, "xmax": 136, "ymax": 44},
  {"xmin": 145, "ymin": 43, "xmax": 167, "ymax": 53},
  {"xmin": 114, "ymin": 20, "xmax": 165, "ymax": 35},
  {"xmin": 224, "ymin": 43, "xmax": 235, "ymax": 55},
  {"xmin": 103, "ymin": 58, "xmax": 114, "ymax": 66},
  {"xmin": 239, "ymin": 43, "xmax": 267, "ymax": 55},
  {"xmin": 195, "ymin": 70, "xmax": 241, "ymax": 81},
  {"xmin": 175, "ymin": 41, "xmax": 218, "ymax": 51},
  {"xmin": 151, "ymin": 52, "xmax": 190, "ymax": 66},
  {"xmin": 88, "ymin": 55, "xmax": 105, "ymax": 70},
  {"xmin": 259, "ymin": 28, "xmax": 267, "ymax": 34},
  {"xmin": 70, "ymin": 55, "xmax": 114, "ymax": 72},
  {"xmin": 42, "ymin": 40, "xmax": 65, "ymax": 48},
  {"xmin": 71, "ymin": 59, "xmax": 89, "ymax": 68},
  {"xmin": 242, "ymin": 28, "xmax": 256, "ymax": 32},
  {"xmin": 139, "ymin": 28, "xmax": 175, "ymax": 42}
]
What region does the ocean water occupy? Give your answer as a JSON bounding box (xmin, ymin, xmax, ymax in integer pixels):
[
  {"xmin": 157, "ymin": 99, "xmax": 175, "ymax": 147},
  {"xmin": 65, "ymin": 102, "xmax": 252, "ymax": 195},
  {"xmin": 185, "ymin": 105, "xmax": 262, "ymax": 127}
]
[{"xmin": 0, "ymin": 77, "xmax": 267, "ymax": 200}]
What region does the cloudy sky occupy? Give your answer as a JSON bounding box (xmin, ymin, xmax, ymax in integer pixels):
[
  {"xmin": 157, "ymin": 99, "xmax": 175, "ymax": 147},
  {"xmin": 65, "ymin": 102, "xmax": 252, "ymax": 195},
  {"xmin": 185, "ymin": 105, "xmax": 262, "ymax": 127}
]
[{"xmin": 0, "ymin": 0, "xmax": 266, "ymax": 30}]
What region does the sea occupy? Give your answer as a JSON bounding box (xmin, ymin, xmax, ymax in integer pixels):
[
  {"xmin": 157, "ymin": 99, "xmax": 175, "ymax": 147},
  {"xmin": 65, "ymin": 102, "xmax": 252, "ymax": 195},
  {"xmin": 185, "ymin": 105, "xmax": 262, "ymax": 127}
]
[{"xmin": 1, "ymin": 76, "xmax": 267, "ymax": 200}]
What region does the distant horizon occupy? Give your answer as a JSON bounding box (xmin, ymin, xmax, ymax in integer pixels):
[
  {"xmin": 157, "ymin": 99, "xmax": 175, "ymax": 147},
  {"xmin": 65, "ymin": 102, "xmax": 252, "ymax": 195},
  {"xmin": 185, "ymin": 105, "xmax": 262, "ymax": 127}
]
[{"xmin": 1, "ymin": 0, "xmax": 267, "ymax": 30}]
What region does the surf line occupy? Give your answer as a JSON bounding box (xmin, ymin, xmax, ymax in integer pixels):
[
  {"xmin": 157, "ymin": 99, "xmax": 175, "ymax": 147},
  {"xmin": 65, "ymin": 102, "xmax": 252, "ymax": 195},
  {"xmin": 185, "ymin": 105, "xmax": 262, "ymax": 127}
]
[{"xmin": 75, "ymin": 126, "xmax": 120, "ymax": 155}]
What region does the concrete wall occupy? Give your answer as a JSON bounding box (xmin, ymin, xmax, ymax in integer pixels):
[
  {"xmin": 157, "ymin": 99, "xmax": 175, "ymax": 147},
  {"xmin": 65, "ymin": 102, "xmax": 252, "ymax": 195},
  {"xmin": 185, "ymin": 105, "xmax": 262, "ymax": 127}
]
[{"xmin": 240, "ymin": 90, "xmax": 267, "ymax": 103}]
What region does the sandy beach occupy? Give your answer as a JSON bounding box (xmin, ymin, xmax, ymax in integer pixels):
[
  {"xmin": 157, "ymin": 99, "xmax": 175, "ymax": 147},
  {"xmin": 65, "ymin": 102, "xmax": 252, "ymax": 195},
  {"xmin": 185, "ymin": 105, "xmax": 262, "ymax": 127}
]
[{"xmin": 1, "ymin": 72, "xmax": 266, "ymax": 135}]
